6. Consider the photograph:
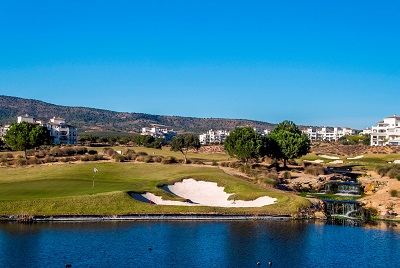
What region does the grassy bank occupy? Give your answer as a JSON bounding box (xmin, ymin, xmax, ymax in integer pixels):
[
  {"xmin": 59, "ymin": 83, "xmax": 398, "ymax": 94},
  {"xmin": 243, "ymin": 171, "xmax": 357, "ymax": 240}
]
[{"xmin": 0, "ymin": 162, "xmax": 309, "ymax": 216}]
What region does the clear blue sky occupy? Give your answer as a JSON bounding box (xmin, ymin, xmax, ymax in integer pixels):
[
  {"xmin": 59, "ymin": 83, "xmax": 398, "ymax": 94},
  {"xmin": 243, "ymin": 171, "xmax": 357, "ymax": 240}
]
[{"xmin": 1, "ymin": 1, "xmax": 399, "ymax": 129}]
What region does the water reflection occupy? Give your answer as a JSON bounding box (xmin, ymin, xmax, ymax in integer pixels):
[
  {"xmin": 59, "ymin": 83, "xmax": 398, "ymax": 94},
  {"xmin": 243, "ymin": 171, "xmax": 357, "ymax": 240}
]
[{"xmin": 0, "ymin": 220, "xmax": 399, "ymax": 268}]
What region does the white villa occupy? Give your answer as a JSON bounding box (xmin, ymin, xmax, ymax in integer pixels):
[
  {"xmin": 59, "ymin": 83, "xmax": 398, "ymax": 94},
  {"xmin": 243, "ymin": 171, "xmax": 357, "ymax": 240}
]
[
  {"xmin": 199, "ymin": 129, "xmax": 230, "ymax": 145},
  {"xmin": 303, "ymin": 126, "xmax": 357, "ymax": 142},
  {"xmin": 141, "ymin": 125, "xmax": 177, "ymax": 143},
  {"xmin": 1, "ymin": 115, "xmax": 78, "ymax": 145},
  {"xmin": 371, "ymin": 114, "xmax": 400, "ymax": 146}
]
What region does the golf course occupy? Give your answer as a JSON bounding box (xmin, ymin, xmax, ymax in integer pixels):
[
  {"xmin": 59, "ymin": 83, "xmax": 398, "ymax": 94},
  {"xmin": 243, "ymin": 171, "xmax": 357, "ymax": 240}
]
[{"xmin": 0, "ymin": 147, "xmax": 309, "ymax": 216}]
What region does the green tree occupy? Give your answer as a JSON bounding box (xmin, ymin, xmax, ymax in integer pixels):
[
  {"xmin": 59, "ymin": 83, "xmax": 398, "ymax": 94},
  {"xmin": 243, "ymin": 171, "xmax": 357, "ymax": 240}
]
[
  {"xmin": 268, "ymin": 120, "xmax": 310, "ymax": 168},
  {"xmin": 224, "ymin": 126, "xmax": 264, "ymax": 163},
  {"xmin": 3, "ymin": 121, "xmax": 53, "ymax": 159},
  {"xmin": 170, "ymin": 134, "xmax": 200, "ymax": 164}
]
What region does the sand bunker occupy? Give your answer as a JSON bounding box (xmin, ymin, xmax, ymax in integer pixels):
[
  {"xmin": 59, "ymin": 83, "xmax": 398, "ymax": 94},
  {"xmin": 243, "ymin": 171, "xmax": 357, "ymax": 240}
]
[
  {"xmin": 303, "ymin": 160, "xmax": 324, "ymax": 164},
  {"xmin": 347, "ymin": 155, "xmax": 364, "ymax": 160},
  {"xmin": 317, "ymin": 154, "xmax": 340, "ymax": 160},
  {"xmin": 329, "ymin": 160, "xmax": 343, "ymax": 164},
  {"xmin": 394, "ymin": 160, "xmax": 400, "ymax": 164},
  {"xmin": 140, "ymin": 179, "xmax": 277, "ymax": 207}
]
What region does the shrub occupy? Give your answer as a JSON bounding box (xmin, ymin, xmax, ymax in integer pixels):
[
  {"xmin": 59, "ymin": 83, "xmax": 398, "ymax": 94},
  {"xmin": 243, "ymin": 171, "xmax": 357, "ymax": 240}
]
[
  {"xmin": 257, "ymin": 177, "xmax": 278, "ymax": 187},
  {"xmin": 43, "ymin": 156, "xmax": 57, "ymax": 163},
  {"xmin": 4, "ymin": 153, "xmax": 14, "ymax": 159},
  {"xmin": 27, "ymin": 158, "xmax": 41, "ymax": 165},
  {"xmin": 143, "ymin": 156, "xmax": 154, "ymax": 163},
  {"xmin": 16, "ymin": 158, "xmax": 27, "ymax": 166},
  {"xmin": 113, "ymin": 154, "xmax": 126, "ymax": 162},
  {"xmin": 162, "ymin": 156, "xmax": 178, "ymax": 164},
  {"xmin": 390, "ymin": 190, "xmax": 398, "ymax": 197},
  {"xmin": 50, "ymin": 147, "xmax": 64, "ymax": 156},
  {"xmin": 62, "ymin": 147, "xmax": 76, "ymax": 156},
  {"xmin": 88, "ymin": 150, "xmax": 98, "ymax": 155},
  {"xmin": 220, "ymin": 162, "xmax": 228, "ymax": 167},
  {"xmin": 283, "ymin": 171, "xmax": 292, "ymax": 180},
  {"xmin": 34, "ymin": 151, "xmax": 47, "ymax": 158},
  {"xmin": 212, "ymin": 160, "xmax": 218, "ymax": 166},
  {"xmin": 387, "ymin": 168, "xmax": 399, "ymax": 179},
  {"xmin": 125, "ymin": 149, "xmax": 136, "ymax": 160},
  {"xmin": 228, "ymin": 161, "xmax": 242, "ymax": 169},
  {"xmin": 75, "ymin": 147, "xmax": 88, "ymax": 155},
  {"xmin": 154, "ymin": 155, "xmax": 163, "ymax": 163},
  {"xmin": 137, "ymin": 151, "xmax": 148, "ymax": 156},
  {"xmin": 304, "ymin": 164, "xmax": 325, "ymax": 176}
]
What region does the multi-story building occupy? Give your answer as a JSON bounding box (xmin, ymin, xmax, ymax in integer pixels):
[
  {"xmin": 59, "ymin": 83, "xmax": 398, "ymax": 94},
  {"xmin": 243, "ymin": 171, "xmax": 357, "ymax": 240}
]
[
  {"xmin": 199, "ymin": 129, "xmax": 230, "ymax": 145},
  {"xmin": 1, "ymin": 115, "xmax": 78, "ymax": 145},
  {"xmin": 303, "ymin": 126, "xmax": 357, "ymax": 142},
  {"xmin": 141, "ymin": 125, "xmax": 177, "ymax": 143},
  {"xmin": 43, "ymin": 117, "xmax": 78, "ymax": 145},
  {"xmin": 371, "ymin": 114, "xmax": 400, "ymax": 146}
]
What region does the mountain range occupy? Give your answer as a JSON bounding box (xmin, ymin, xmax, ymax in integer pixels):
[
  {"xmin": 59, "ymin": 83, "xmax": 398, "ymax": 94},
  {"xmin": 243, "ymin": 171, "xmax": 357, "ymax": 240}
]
[{"xmin": 0, "ymin": 95, "xmax": 277, "ymax": 134}]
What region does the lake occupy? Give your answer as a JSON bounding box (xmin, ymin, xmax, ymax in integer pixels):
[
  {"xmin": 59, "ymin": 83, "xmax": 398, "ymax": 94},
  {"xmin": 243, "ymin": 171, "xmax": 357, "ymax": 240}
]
[{"xmin": 0, "ymin": 220, "xmax": 399, "ymax": 267}]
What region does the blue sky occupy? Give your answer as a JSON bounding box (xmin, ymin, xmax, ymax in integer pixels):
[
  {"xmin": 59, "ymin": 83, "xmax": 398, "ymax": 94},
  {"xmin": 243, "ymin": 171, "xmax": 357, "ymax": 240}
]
[{"xmin": 1, "ymin": 1, "xmax": 399, "ymax": 129}]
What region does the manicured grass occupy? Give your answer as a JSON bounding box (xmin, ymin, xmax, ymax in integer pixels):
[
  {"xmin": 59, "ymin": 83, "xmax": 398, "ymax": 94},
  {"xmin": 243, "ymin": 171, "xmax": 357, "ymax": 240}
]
[{"xmin": 0, "ymin": 162, "xmax": 309, "ymax": 216}]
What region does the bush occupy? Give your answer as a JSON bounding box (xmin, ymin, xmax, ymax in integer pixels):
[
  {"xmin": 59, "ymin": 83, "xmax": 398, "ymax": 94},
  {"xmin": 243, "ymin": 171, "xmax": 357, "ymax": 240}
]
[
  {"xmin": 229, "ymin": 161, "xmax": 242, "ymax": 169},
  {"xmin": 34, "ymin": 151, "xmax": 47, "ymax": 158},
  {"xmin": 62, "ymin": 147, "xmax": 76, "ymax": 156},
  {"xmin": 43, "ymin": 156, "xmax": 57, "ymax": 163},
  {"xmin": 125, "ymin": 149, "xmax": 136, "ymax": 160},
  {"xmin": 212, "ymin": 160, "xmax": 218, "ymax": 166},
  {"xmin": 257, "ymin": 177, "xmax": 278, "ymax": 187},
  {"xmin": 113, "ymin": 154, "xmax": 126, "ymax": 162},
  {"xmin": 4, "ymin": 153, "xmax": 14, "ymax": 159},
  {"xmin": 75, "ymin": 147, "xmax": 88, "ymax": 155},
  {"xmin": 143, "ymin": 156, "xmax": 154, "ymax": 163},
  {"xmin": 154, "ymin": 155, "xmax": 163, "ymax": 163},
  {"xmin": 16, "ymin": 158, "xmax": 27, "ymax": 166},
  {"xmin": 162, "ymin": 156, "xmax": 178, "ymax": 164},
  {"xmin": 137, "ymin": 151, "xmax": 148, "ymax": 156},
  {"xmin": 390, "ymin": 190, "xmax": 398, "ymax": 197},
  {"xmin": 283, "ymin": 171, "xmax": 292, "ymax": 180},
  {"xmin": 304, "ymin": 164, "xmax": 325, "ymax": 176},
  {"xmin": 50, "ymin": 147, "xmax": 64, "ymax": 156},
  {"xmin": 88, "ymin": 150, "xmax": 98, "ymax": 155}
]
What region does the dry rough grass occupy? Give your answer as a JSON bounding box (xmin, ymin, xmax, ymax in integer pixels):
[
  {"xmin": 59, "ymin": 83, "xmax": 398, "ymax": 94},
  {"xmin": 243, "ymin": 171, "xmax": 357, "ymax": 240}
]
[{"xmin": 311, "ymin": 144, "xmax": 399, "ymax": 156}]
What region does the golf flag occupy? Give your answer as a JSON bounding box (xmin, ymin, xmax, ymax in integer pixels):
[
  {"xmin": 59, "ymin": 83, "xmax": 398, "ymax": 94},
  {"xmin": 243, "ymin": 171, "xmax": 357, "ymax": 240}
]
[{"xmin": 94, "ymin": 168, "xmax": 99, "ymax": 173}]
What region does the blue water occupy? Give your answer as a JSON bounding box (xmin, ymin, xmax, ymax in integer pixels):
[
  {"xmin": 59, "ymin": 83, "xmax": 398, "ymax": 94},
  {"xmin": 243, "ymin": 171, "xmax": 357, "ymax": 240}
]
[{"xmin": 0, "ymin": 220, "xmax": 399, "ymax": 268}]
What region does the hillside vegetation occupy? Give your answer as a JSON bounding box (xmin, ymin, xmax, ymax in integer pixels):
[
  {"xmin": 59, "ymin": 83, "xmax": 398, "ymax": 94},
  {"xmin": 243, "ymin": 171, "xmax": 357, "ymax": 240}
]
[{"xmin": 0, "ymin": 95, "xmax": 275, "ymax": 133}]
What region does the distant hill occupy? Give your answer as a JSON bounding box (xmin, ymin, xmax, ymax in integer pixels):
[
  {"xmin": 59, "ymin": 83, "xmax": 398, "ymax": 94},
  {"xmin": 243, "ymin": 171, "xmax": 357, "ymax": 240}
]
[{"xmin": 0, "ymin": 95, "xmax": 276, "ymax": 134}]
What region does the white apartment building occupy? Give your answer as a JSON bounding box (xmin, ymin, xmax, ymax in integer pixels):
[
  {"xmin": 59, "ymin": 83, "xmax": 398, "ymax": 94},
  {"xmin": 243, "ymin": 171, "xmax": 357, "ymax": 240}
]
[
  {"xmin": 371, "ymin": 114, "xmax": 400, "ymax": 146},
  {"xmin": 44, "ymin": 117, "xmax": 78, "ymax": 145},
  {"xmin": 1, "ymin": 115, "xmax": 78, "ymax": 145},
  {"xmin": 303, "ymin": 126, "xmax": 356, "ymax": 142},
  {"xmin": 141, "ymin": 125, "xmax": 177, "ymax": 143},
  {"xmin": 253, "ymin": 128, "xmax": 271, "ymax": 136},
  {"xmin": 199, "ymin": 129, "xmax": 230, "ymax": 145}
]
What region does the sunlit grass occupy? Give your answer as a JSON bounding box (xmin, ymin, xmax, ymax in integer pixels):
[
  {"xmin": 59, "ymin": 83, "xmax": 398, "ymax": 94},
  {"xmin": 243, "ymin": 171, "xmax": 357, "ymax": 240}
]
[{"xmin": 0, "ymin": 161, "xmax": 308, "ymax": 215}]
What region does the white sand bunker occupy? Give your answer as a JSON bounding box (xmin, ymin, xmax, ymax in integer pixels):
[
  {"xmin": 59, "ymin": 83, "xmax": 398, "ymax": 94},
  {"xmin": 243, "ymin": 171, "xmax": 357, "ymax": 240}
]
[
  {"xmin": 317, "ymin": 154, "xmax": 340, "ymax": 160},
  {"xmin": 142, "ymin": 179, "xmax": 277, "ymax": 207},
  {"xmin": 303, "ymin": 159, "xmax": 324, "ymax": 164},
  {"xmin": 347, "ymin": 155, "xmax": 364, "ymax": 160},
  {"xmin": 394, "ymin": 160, "xmax": 400, "ymax": 164}
]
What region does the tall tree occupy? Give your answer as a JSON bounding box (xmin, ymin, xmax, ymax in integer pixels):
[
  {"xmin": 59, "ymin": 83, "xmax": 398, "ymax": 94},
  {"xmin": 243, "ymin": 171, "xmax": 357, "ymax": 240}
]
[
  {"xmin": 224, "ymin": 126, "xmax": 264, "ymax": 163},
  {"xmin": 268, "ymin": 120, "xmax": 310, "ymax": 168},
  {"xmin": 3, "ymin": 121, "xmax": 53, "ymax": 159},
  {"xmin": 170, "ymin": 134, "xmax": 200, "ymax": 164}
]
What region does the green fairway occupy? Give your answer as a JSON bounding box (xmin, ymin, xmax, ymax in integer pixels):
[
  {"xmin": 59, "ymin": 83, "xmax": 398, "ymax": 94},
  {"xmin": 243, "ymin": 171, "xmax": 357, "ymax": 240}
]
[{"xmin": 0, "ymin": 162, "xmax": 309, "ymax": 216}]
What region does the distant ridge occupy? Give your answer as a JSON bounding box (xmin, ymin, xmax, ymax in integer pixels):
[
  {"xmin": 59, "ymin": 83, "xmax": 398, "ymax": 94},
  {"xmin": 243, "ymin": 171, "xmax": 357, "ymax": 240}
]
[{"xmin": 0, "ymin": 95, "xmax": 276, "ymax": 134}]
